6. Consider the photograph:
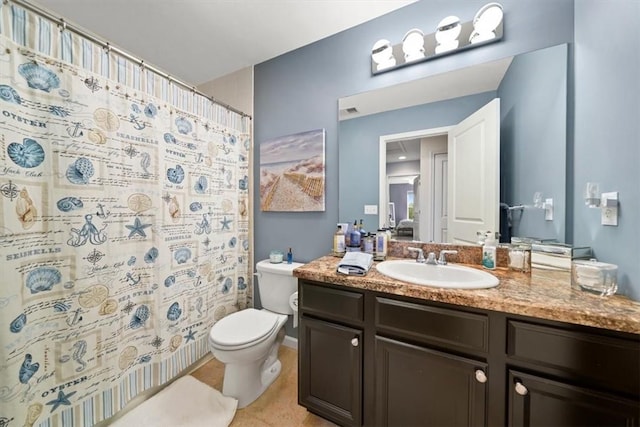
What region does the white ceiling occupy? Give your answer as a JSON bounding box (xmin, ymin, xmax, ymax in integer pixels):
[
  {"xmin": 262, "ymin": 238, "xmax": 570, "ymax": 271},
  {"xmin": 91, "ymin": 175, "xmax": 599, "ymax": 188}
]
[{"xmin": 33, "ymin": 0, "xmax": 416, "ymax": 85}]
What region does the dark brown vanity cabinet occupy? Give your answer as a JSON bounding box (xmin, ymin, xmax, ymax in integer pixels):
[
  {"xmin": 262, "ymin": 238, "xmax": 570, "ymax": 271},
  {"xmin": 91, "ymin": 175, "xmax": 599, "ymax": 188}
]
[
  {"xmin": 507, "ymin": 370, "xmax": 639, "ymax": 426},
  {"xmin": 298, "ymin": 281, "xmax": 364, "ymax": 427},
  {"xmin": 298, "ymin": 279, "xmax": 640, "ymax": 427},
  {"xmin": 506, "ymin": 319, "xmax": 640, "ymax": 427},
  {"xmin": 374, "ymin": 337, "xmax": 487, "ymax": 426},
  {"xmin": 373, "ymin": 297, "xmax": 490, "ymax": 426}
]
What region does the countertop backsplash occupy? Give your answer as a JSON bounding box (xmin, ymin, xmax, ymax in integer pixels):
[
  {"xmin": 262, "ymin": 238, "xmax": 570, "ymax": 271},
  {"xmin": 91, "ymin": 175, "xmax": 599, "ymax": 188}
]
[{"xmin": 387, "ymin": 240, "xmax": 512, "ymax": 270}]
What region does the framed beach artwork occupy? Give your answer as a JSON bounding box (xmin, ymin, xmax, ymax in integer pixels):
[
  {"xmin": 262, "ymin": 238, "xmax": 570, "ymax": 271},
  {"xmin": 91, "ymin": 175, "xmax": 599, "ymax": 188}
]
[{"xmin": 260, "ymin": 129, "xmax": 326, "ymax": 212}]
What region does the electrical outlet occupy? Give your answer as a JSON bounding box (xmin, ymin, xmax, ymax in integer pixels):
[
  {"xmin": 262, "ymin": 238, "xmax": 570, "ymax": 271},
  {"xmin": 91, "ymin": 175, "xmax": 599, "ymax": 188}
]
[
  {"xmin": 544, "ymin": 198, "xmax": 553, "ymax": 221},
  {"xmin": 364, "ymin": 205, "xmax": 378, "ymax": 215},
  {"xmin": 601, "ymin": 192, "xmax": 618, "ymax": 226}
]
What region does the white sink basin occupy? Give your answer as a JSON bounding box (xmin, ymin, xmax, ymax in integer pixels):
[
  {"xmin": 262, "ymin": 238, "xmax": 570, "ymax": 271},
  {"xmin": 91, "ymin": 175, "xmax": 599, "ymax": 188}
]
[{"xmin": 376, "ymin": 260, "xmax": 499, "ymax": 289}]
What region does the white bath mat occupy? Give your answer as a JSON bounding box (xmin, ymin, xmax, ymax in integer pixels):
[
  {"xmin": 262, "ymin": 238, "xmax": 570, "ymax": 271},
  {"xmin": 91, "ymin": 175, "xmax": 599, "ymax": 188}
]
[{"xmin": 110, "ymin": 375, "xmax": 237, "ymax": 427}]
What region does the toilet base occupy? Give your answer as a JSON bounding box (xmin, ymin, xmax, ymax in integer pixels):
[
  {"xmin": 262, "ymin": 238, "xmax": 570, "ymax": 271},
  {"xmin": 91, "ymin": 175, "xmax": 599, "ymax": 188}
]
[{"xmin": 222, "ymin": 354, "xmax": 282, "ymax": 408}]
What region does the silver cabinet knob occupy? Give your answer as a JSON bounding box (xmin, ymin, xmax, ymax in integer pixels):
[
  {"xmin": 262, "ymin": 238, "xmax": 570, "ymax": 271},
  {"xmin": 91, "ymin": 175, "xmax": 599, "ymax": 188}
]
[
  {"xmin": 514, "ymin": 381, "xmax": 528, "ymax": 396},
  {"xmin": 475, "ymin": 369, "xmax": 487, "ymax": 383},
  {"xmin": 351, "ymin": 337, "xmax": 359, "ymax": 347}
]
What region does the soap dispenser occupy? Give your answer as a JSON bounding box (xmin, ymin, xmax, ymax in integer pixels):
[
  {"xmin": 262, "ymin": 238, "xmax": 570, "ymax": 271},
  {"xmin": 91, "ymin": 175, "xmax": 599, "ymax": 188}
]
[
  {"xmin": 333, "ymin": 225, "xmax": 346, "ymax": 255},
  {"xmin": 482, "ymin": 231, "xmax": 497, "ymax": 270},
  {"xmin": 348, "ymin": 219, "xmax": 361, "ymax": 250}
]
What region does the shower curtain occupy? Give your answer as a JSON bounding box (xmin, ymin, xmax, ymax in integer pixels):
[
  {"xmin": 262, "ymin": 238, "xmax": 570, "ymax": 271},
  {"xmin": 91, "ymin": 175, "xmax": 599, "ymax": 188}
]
[{"xmin": 0, "ymin": 5, "xmax": 251, "ymax": 427}]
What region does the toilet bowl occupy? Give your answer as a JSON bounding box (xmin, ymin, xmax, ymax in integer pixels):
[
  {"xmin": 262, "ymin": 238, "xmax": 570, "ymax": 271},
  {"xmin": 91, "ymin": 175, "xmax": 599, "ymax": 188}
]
[{"xmin": 209, "ymin": 259, "xmax": 302, "ymax": 408}]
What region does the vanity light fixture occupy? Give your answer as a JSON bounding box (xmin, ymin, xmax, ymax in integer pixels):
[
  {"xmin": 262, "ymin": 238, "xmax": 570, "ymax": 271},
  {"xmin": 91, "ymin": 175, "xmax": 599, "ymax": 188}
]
[
  {"xmin": 435, "ymin": 16, "xmax": 461, "ymax": 54},
  {"xmin": 469, "ymin": 2, "xmax": 504, "ymax": 44},
  {"xmin": 370, "ymin": 2, "xmax": 504, "ymax": 75},
  {"xmin": 371, "ymin": 39, "xmax": 396, "ymax": 71},
  {"xmin": 402, "ymin": 28, "xmax": 425, "ymax": 62}
]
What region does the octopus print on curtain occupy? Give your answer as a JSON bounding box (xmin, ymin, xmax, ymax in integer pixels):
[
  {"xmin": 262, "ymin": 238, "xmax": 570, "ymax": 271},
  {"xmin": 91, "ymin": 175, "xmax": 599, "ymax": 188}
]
[{"xmin": 0, "ymin": 36, "xmax": 250, "ymax": 427}]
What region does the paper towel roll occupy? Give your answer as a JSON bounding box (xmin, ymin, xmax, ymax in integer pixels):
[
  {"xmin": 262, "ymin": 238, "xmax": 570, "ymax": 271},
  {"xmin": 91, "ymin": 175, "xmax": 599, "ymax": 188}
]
[{"xmin": 289, "ymin": 291, "xmax": 298, "ymax": 328}]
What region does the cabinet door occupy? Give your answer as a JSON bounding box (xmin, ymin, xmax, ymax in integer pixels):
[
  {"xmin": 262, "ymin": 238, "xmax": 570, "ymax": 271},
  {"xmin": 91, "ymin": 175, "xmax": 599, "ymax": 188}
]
[
  {"xmin": 375, "ymin": 336, "xmax": 488, "ymax": 427},
  {"xmin": 508, "ymin": 370, "xmax": 640, "ymax": 427},
  {"xmin": 299, "ymin": 316, "xmax": 362, "ymax": 427}
]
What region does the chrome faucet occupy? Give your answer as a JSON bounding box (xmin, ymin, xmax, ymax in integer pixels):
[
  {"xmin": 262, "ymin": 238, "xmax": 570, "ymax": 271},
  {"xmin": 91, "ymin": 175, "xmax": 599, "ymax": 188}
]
[
  {"xmin": 438, "ymin": 250, "xmax": 458, "ymax": 265},
  {"xmin": 407, "ymin": 247, "xmax": 426, "ymax": 263},
  {"xmin": 425, "ymin": 252, "xmax": 437, "ymax": 265}
]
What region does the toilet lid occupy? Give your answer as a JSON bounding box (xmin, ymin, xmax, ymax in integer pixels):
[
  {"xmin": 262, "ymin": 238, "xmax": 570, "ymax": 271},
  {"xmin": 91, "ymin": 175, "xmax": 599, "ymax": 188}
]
[{"xmin": 209, "ymin": 308, "xmax": 279, "ymax": 347}]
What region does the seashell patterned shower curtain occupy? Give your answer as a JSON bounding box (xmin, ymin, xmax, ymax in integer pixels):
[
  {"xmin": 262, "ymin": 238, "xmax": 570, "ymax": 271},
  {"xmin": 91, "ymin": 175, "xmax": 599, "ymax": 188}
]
[{"xmin": 0, "ymin": 5, "xmax": 251, "ymax": 426}]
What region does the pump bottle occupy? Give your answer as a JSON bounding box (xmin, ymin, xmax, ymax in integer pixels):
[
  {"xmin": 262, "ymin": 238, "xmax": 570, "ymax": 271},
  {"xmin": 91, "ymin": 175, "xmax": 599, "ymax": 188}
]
[
  {"xmin": 482, "ymin": 232, "xmax": 497, "ymax": 270},
  {"xmin": 333, "ymin": 225, "xmax": 346, "ymax": 255},
  {"xmin": 349, "ymin": 219, "xmax": 361, "ymax": 249}
]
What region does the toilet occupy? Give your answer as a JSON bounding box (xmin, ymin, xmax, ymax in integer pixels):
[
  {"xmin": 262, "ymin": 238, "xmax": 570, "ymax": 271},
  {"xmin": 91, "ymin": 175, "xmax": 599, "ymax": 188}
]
[{"xmin": 208, "ymin": 259, "xmax": 303, "ymax": 408}]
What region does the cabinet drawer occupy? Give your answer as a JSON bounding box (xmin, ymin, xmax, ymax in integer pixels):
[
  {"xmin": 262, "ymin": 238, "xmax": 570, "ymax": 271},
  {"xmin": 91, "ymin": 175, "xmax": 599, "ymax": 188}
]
[
  {"xmin": 300, "ymin": 281, "xmax": 364, "ymax": 325},
  {"xmin": 507, "ymin": 320, "xmax": 640, "ymax": 396},
  {"xmin": 375, "ymin": 297, "xmax": 488, "ymax": 353}
]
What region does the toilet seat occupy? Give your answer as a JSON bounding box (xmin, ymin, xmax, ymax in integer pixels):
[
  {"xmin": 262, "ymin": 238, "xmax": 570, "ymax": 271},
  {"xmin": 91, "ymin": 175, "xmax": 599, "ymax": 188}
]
[{"xmin": 209, "ymin": 308, "xmax": 280, "ymax": 350}]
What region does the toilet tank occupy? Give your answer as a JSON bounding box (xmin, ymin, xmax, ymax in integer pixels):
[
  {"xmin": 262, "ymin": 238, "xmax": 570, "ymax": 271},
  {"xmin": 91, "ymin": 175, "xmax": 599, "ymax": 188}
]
[{"xmin": 255, "ymin": 259, "xmax": 304, "ymax": 314}]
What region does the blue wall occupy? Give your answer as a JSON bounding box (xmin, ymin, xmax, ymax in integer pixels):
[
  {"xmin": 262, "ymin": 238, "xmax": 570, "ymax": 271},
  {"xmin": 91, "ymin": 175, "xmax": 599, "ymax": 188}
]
[
  {"xmin": 498, "ymin": 44, "xmax": 568, "ymax": 241},
  {"xmin": 573, "ymin": 1, "xmax": 640, "ymax": 299},
  {"xmin": 254, "ymin": 0, "xmax": 574, "ymax": 268},
  {"xmin": 251, "ymin": 0, "xmax": 640, "ymax": 307}
]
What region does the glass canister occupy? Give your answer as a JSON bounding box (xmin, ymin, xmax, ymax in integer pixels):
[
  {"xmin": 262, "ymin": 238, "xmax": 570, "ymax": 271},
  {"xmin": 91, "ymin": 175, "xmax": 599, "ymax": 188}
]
[
  {"xmin": 269, "ymin": 250, "xmax": 284, "ymax": 263},
  {"xmin": 507, "ymin": 244, "xmax": 531, "ymax": 273},
  {"xmin": 571, "ymin": 259, "xmax": 618, "ymax": 296}
]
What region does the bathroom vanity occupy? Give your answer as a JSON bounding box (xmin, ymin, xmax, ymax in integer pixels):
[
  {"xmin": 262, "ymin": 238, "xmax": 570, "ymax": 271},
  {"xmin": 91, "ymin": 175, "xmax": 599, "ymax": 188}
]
[{"xmin": 294, "ymin": 256, "xmax": 640, "ymax": 427}]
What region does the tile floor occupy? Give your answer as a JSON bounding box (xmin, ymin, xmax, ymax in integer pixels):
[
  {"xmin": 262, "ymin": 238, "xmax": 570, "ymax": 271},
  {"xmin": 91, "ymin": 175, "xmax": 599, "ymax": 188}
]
[{"xmin": 191, "ymin": 346, "xmax": 338, "ymax": 426}]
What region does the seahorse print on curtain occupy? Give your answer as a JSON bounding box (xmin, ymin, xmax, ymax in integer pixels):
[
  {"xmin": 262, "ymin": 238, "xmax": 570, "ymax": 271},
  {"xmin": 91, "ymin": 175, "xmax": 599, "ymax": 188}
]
[{"xmin": 0, "ymin": 34, "xmax": 251, "ymax": 427}]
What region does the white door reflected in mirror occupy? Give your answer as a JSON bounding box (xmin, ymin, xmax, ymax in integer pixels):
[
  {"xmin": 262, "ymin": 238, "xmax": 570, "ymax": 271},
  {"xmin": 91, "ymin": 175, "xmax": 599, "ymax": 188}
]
[
  {"xmin": 447, "ymin": 98, "xmax": 500, "ymax": 244},
  {"xmin": 379, "ymin": 98, "xmax": 499, "ymax": 244}
]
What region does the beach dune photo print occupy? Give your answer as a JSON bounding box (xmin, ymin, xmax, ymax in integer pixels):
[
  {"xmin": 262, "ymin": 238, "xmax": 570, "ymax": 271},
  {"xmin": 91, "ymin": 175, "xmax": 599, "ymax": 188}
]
[{"xmin": 260, "ymin": 129, "xmax": 326, "ymax": 212}]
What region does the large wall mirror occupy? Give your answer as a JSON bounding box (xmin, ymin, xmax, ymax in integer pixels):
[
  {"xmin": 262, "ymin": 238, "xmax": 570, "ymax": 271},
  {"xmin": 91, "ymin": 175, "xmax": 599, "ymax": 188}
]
[{"xmin": 338, "ymin": 43, "xmax": 568, "ymax": 245}]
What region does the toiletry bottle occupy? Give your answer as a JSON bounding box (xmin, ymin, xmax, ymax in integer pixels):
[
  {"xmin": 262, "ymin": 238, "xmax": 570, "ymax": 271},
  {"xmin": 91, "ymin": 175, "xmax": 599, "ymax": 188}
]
[
  {"xmin": 333, "ymin": 225, "xmax": 346, "ymax": 255},
  {"xmin": 363, "ymin": 233, "xmax": 374, "ymax": 254},
  {"xmin": 375, "ymin": 228, "xmax": 388, "ymax": 259},
  {"xmin": 344, "ymin": 223, "xmax": 351, "ymax": 247},
  {"xmin": 482, "ymin": 232, "xmax": 496, "ymax": 270},
  {"xmin": 349, "ymin": 220, "xmax": 361, "ymax": 249},
  {"xmin": 359, "ymin": 219, "xmax": 367, "ymax": 237},
  {"xmin": 287, "ymin": 248, "xmax": 293, "ymax": 264},
  {"xmin": 477, "ymin": 230, "xmax": 486, "ymax": 245}
]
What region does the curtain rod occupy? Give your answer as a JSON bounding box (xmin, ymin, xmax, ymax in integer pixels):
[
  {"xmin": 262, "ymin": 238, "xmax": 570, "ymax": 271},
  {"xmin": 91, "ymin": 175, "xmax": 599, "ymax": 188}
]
[{"xmin": 6, "ymin": 0, "xmax": 252, "ymax": 119}]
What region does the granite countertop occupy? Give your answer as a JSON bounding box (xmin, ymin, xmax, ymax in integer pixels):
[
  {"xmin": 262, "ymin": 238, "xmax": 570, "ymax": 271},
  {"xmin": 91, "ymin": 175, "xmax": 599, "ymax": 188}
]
[{"xmin": 293, "ymin": 255, "xmax": 640, "ymax": 335}]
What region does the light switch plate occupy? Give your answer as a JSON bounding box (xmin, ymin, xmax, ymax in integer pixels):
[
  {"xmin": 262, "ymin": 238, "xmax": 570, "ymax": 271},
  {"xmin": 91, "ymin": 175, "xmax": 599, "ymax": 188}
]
[{"xmin": 364, "ymin": 204, "xmax": 378, "ymax": 215}]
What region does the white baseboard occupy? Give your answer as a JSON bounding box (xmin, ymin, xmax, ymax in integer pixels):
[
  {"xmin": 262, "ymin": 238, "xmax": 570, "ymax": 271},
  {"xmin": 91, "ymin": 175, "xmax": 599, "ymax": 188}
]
[{"xmin": 282, "ymin": 335, "xmax": 298, "ymax": 350}]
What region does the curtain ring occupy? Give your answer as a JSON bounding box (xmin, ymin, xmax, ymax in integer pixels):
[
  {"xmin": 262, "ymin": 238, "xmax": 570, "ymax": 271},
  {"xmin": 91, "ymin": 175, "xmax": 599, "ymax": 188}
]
[{"xmin": 59, "ymin": 19, "xmax": 67, "ymax": 32}]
